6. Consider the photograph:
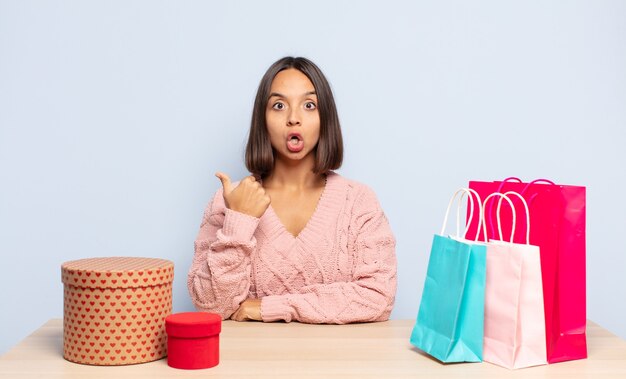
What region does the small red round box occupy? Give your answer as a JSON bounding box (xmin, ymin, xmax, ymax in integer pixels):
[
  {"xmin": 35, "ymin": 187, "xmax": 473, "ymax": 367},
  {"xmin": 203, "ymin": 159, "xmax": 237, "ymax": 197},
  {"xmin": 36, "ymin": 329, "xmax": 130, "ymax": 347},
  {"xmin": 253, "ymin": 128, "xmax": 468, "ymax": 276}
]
[{"xmin": 165, "ymin": 312, "xmax": 222, "ymax": 369}]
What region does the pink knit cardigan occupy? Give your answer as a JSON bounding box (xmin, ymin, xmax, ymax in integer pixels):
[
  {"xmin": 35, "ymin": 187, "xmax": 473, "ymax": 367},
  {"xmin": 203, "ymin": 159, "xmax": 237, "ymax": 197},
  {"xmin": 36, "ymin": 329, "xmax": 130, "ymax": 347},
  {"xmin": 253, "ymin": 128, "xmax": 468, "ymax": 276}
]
[{"xmin": 187, "ymin": 171, "xmax": 397, "ymax": 324}]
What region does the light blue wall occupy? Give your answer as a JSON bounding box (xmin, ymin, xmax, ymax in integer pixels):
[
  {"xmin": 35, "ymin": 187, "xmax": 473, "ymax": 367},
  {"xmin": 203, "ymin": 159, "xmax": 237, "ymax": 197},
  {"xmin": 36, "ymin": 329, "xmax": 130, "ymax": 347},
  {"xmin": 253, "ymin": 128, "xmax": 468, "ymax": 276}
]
[{"xmin": 1, "ymin": 1, "xmax": 624, "ymax": 354}]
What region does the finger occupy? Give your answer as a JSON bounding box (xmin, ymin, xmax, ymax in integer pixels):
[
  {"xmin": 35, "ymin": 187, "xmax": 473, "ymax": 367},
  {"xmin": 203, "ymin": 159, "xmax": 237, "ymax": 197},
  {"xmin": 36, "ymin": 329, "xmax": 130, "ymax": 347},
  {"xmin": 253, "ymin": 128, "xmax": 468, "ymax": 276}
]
[
  {"xmin": 231, "ymin": 308, "xmax": 245, "ymax": 322},
  {"xmin": 215, "ymin": 172, "xmax": 233, "ymax": 194}
]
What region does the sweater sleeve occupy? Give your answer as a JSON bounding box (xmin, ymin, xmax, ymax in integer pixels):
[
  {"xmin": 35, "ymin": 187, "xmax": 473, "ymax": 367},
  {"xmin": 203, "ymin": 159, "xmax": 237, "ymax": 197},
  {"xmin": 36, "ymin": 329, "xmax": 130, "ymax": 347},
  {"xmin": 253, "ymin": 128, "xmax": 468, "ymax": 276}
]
[
  {"xmin": 187, "ymin": 188, "xmax": 261, "ymax": 319},
  {"xmin": 260, "ymin": 186, "xmax": 397, "ymax": 324}
]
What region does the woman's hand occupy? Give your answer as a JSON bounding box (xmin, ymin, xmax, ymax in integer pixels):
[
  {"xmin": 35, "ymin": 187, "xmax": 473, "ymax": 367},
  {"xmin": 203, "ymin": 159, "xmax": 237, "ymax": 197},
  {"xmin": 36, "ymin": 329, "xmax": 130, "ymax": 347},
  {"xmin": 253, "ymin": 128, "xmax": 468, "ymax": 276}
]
[
  {"xmin": 216, "ymin": 172, "xmax": 271, "ymax": 218},
  {"xmin": 230, "ymin": 298, "xmax": 262, "ymax": 321}
]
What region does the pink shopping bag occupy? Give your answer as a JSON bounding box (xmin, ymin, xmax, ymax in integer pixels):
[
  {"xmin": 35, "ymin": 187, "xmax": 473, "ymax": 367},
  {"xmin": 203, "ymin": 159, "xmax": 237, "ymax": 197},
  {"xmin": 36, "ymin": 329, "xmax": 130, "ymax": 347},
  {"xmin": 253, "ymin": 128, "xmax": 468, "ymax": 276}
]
[
  {"xmin": 467, "ymin": 178, "xmax": 586, "ymax": 363},
  {"xmin": 481, "ymin": 192, "xmax": 547, "ymax": 369}
]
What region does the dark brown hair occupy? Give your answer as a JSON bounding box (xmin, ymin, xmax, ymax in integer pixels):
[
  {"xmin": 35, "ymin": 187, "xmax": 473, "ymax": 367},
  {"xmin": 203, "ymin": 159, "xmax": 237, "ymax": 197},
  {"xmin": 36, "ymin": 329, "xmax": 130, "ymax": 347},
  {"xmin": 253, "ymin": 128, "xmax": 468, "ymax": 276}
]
[{"xmin": 245, "ymin": 57, "xmax": 343, "ymax": 178}]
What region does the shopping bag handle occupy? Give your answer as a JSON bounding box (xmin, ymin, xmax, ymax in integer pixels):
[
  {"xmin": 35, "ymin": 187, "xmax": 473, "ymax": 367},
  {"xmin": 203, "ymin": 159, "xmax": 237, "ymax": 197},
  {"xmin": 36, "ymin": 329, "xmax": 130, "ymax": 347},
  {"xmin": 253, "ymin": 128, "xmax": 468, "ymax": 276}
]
[
  {"xmin": 487, "ymin": 177, "xmax": 555, "ymax": 237},
  {"xmin": 499, "ymin": 177, "xmax": 523, "ymax": 186},
  {"xmin": 486, "ymin": 177, "xmax": 522, "ymax": 237},
  {"xmin": 495, "ymin": 177, "xmax": 554, "ymax": 192},
  {"xmin": 482, "ymin": 193, "xmax": 516, "ymax": 243},
  {"xmin": 499, "ymin": 191, "xmax": 531, "ymax": 245},
  {"xmin": 522, "ymin": 178, "xmax": 556, "ymax": 205},
  {"xmin": 441, "ymin": 188, "xmax": 483, "ymax": 241},
  {"xmin": 521, "ymin": 178, "xmax": 555, "ymax": 194}
]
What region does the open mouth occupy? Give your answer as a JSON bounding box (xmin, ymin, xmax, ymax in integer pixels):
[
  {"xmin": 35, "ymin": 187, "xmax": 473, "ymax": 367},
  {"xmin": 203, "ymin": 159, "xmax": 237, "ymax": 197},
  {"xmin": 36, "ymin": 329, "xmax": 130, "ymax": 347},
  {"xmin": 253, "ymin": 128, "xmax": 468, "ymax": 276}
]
[{"xmin": 286, "ymin": 133, "xmax": 304, "ymax": 152}]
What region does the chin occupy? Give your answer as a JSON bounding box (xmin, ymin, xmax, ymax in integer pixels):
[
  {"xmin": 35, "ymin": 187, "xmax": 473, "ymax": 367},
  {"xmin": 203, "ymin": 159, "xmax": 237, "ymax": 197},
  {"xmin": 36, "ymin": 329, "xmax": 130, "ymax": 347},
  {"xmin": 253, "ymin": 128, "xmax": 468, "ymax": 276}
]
[{"xmin": 279, "ymin": 149, "xmax": 312, "ymax": 161}]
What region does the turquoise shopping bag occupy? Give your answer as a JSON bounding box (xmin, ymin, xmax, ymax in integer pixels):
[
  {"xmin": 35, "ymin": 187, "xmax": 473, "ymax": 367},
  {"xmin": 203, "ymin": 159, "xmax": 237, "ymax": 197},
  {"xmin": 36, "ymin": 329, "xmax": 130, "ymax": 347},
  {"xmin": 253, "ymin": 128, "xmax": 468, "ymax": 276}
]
[{"xmin": 410, "ymin": 188, "xmax": 487, "ymax": 363}]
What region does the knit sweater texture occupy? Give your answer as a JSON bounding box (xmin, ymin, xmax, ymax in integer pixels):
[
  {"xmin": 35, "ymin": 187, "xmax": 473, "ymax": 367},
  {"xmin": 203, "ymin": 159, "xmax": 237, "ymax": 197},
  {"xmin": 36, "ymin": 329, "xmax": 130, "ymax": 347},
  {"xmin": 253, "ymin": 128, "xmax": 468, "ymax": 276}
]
[{"xmin": 187, "ymin": 171, "xmax": 397, "ymax": 324}]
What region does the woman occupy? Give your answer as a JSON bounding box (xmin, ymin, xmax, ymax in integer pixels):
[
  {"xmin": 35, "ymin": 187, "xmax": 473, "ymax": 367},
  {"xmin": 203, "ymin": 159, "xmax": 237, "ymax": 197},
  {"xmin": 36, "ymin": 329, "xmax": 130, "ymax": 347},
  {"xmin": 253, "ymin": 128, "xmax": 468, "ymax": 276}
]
[{"xmin": 188, "ymin": 57, "xmax": 397, "ymax": 324}]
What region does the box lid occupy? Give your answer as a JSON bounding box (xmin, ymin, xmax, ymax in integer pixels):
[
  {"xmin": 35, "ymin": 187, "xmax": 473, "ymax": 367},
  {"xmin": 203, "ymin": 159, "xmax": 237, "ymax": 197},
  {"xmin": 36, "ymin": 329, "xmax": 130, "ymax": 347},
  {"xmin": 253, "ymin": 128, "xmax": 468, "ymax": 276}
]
[
  {"xmin": 61, "ymin": 257, "xmax": 174, "ymax": 289},
  {"xmin": 165, "ymin": 312, "xmax": 222, "ymax": 338}
]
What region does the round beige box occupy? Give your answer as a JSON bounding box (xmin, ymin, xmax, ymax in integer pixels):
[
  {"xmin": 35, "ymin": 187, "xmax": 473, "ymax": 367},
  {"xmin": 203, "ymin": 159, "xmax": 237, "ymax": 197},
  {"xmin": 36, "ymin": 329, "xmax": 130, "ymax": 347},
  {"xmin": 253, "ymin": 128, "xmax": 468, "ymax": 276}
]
[{"xmin": 61, "ymin": 257, "xmax": 174, "ymax": 365}]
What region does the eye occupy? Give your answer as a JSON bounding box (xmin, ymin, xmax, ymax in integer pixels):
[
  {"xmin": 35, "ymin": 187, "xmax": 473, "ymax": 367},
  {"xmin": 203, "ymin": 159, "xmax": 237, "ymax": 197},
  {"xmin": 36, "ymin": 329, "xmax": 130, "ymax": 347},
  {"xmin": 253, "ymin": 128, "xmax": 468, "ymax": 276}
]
[
  {"xmin": 272, "ymin": 102, "xmax": 285, "ymax": 110},
  {"xmin": 304, "ymin": 101, "xmax": 317, "ymax": 110}
]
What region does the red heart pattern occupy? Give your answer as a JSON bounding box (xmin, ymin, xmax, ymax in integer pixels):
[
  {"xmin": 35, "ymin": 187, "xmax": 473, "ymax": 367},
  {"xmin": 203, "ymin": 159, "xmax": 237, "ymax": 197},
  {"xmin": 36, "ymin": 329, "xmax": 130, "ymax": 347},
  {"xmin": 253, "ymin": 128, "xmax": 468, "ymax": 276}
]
[{"xmin": 61, "ymin": 257, "xmax": 174, "ymax": 366}]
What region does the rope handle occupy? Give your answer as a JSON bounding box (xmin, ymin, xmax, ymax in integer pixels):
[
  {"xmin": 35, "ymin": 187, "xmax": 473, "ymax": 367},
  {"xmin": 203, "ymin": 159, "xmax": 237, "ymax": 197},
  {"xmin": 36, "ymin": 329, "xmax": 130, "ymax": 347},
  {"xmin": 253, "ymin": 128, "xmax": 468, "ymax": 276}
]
[
  {"xmin": 487, "ymin": 177, "xmax": 555, "ymax": 236},
  {"xmin": 441, "ymin": 188, "xmax": 483, "ymax": 241},
  {"xmin": 498, "ymin": 191, "xmax": 531, "ymax": 245},
  {"xmin": 521, "ymin": 178, "xmax": 555, "ymax": 194},
  {"xmin": 487, "ymin": 177, "xmax": 522, "ymax": 237},
  {"xmin": 481, "ymin": 193, "xmax": 516, "ymax": 243}
]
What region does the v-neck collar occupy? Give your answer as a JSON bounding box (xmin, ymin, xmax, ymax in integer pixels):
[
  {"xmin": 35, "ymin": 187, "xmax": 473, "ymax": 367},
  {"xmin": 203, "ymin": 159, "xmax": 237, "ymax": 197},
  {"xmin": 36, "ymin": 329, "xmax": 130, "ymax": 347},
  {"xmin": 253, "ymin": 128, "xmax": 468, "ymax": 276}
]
[{"xmin": 261, "ymin": 172, "xmax": 336, "ymax": 241}]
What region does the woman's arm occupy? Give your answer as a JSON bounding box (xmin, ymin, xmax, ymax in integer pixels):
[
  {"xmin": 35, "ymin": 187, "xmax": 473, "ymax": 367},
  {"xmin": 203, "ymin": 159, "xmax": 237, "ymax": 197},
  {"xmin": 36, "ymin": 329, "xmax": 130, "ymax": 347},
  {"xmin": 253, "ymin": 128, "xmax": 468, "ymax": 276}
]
[
  {"xmin": 188, "ymin": 173, "xmax": 270, "ymax": 320},
  {"xmin": 260, "ymin": 187, "xmax": 397, "ymax": 324},
  {"xmin": 187, "ymin": 189, "xmax": 261, "ymax": 319}
]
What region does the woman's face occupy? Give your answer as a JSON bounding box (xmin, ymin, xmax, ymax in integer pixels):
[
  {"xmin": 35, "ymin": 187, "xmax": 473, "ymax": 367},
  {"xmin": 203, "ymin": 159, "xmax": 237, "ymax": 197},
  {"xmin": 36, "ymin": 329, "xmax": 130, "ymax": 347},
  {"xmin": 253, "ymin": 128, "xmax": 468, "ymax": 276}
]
[{"xmin": 265, "ymin": 68, "xmax": 320, "ymax": 162}]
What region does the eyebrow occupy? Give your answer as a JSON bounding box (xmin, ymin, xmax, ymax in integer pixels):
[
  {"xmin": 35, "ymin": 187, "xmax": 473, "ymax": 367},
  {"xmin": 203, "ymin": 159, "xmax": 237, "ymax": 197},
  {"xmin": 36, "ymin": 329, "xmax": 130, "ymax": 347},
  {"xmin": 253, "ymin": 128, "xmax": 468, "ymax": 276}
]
[{"xmin": 268, "ymin": 91, "xmax": 317, "ymax": 99}]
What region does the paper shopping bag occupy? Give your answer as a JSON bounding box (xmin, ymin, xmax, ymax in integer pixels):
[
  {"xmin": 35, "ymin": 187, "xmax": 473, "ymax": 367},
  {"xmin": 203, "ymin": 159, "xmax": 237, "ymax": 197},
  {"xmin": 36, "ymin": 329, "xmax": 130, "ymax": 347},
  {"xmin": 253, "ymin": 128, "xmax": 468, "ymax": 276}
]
[
  {"xmin": 410, "ymin": 189, "xmax": 487, "ymax": 362},
  {"xmin": 481, "ymin": 192, "xmax": 547, "ymax": 369},
  {"xmin": 468, "ymin": 178, "xmax": 586, "ymax": 363}
]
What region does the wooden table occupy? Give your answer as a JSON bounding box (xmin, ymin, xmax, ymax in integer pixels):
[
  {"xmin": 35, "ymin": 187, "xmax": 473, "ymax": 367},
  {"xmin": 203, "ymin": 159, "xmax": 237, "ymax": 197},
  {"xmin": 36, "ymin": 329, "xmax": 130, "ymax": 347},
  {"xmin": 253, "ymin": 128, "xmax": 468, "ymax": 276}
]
[{"xmin": 1, "ymin": 319, "xmax": 625, "ymax": 378}]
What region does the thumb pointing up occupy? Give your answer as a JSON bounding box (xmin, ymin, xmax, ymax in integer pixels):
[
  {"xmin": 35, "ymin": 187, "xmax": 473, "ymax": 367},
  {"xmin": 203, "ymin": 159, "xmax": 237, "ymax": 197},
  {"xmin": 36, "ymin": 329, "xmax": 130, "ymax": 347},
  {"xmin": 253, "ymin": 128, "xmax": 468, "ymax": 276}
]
[
  {"xmin": 215, "ymin": 172, "xmax": 233, "ymax": 195},
  {"xmin": 213, "ymin": 171, "xmax": 270, "ymax": 217}
]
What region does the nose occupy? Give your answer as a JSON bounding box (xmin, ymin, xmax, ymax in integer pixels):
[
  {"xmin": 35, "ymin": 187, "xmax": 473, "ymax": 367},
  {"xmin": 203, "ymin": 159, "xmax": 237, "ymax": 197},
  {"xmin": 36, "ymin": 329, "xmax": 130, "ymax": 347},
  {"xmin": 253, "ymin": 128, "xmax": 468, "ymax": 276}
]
[{"xmin": 287, "ymin": 108, "xmax": 301, "ymax": 126}]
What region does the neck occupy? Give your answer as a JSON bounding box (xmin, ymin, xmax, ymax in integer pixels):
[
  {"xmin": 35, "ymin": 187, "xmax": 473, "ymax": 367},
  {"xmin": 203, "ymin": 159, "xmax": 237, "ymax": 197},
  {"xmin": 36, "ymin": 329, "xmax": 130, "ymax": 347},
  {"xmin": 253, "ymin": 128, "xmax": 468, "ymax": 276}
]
[{"xmin": 264, "ymin": 153, "xmax": 326, "ymax": 190}]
